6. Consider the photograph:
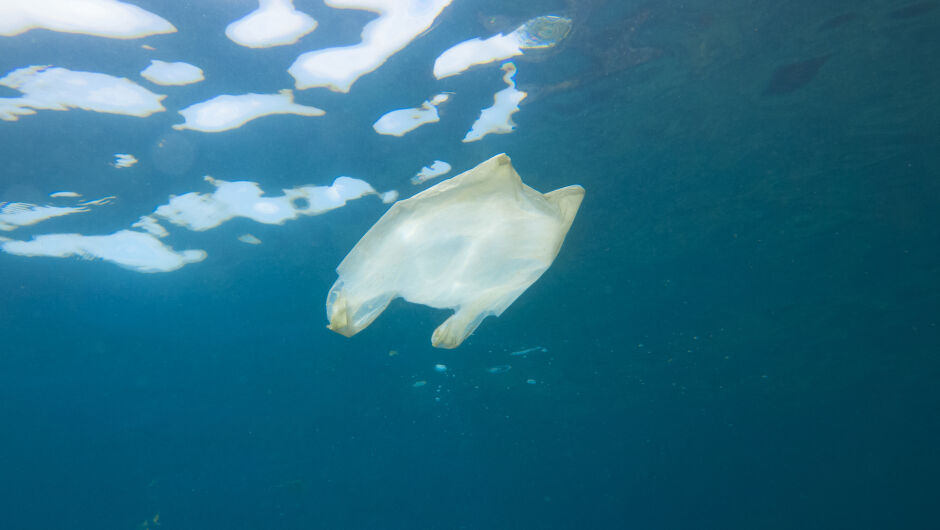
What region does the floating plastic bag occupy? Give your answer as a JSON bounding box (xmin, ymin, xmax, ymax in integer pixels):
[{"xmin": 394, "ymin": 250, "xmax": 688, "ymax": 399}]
[{"xmin": 326, "ymin": 153, "xmax": 584, "ymax": 348}]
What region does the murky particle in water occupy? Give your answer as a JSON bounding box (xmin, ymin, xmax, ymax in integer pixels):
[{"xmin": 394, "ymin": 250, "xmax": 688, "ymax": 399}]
[
  {"xmin": 412, "ymin": 380, "xmax": 427, "ymax": 388},
  {"xmin": 487, "ymin": 365, "xmax": 511, "ymax": 374},
  {"xmin": 434, "ymin": 364, "xmax": 447, "ymax": 372},
  {"xmin": 526, "ymin": 379, "xmax": 537, "ymax": 385}
]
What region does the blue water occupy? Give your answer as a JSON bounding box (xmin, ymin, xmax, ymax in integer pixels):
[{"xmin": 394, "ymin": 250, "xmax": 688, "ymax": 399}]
[{"xmin": 1, "ymin": 1, "xmax": 938, "ymax": 528}]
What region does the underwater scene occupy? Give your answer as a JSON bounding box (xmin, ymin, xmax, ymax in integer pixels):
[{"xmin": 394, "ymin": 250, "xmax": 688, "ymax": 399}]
[{"xmin": 1, "ymin": 0, "xmax": 938, "ymax": 528}]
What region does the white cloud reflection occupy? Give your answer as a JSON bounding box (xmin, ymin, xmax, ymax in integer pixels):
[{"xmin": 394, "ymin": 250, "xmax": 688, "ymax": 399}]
[
  {"xmin": 172, "ymin": 90, "xmax": 323, "ymax": 133},
  {"xmin": 226, "ymin": 0, "xmax": 317, "ymax": 48},
  {"xmin": 1, "ymin": 230, "xmax": 205, "ymax": 273},
  {"xmin": 288, "ymin": 0, "xmax": 452, "ymax": 92},
  {"xmin": 0, "ymin": 66, "xmax": 166, "ymax": 121},
  {"xmin": 0, "ymin": 0, "xmax": 175, "ymax": 39}
]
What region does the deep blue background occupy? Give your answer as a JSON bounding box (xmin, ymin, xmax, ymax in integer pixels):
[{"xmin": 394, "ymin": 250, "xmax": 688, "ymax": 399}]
[{"xmin": 1, "ymin": 1, "xmax": 938, "ymax": 528}]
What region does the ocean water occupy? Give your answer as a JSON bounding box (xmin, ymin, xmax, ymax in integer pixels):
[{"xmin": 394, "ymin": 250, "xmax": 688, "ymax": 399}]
[{"xmin": 1, "ymin": 1, "xmax": 938, "ymax": 529}]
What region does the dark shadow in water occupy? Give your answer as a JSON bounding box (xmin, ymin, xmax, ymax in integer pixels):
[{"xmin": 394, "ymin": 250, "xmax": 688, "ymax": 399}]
[
  {"xmin": 887, "ymin": 2, "xmax": 938, "ymax": 19},
  {"xmin": 763, "ymin": 55, "xmax": 831, "ymax": 96},
  {"xmin": 819, "ymin": 12, "xmax": 861, "ymax": 31}
]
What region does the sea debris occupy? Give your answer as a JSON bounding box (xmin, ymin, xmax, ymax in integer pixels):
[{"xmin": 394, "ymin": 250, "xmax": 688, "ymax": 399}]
[
  {"xmin": 515, "ymin": 15, "xmax": 573, "ymax": 49},
  {"xmin": 509, "ymin": 346, "xmax": 548, "ymax": 356},
  {"xmin": 325, "ymin": 154, "xmax": 583, "ymax": 348}
]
